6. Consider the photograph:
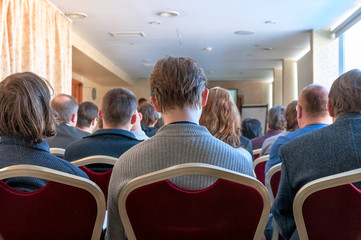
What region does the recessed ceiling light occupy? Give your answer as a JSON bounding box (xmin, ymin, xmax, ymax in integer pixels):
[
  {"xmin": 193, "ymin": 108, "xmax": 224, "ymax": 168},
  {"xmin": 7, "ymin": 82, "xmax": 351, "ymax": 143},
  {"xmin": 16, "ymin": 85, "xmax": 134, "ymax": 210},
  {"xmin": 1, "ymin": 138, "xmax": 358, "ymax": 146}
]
[
  {"xmin": 157, "ymin": 11, "xmax": 179, "ymax": 17},
  {"xmin": 109, "ymin": 32, "xmax": 145, "ymax": 38},
  {"xmin": 265, "ymin": 20, "xmax": 277, "ymax": 24},
  {"xmin": 234, "ymin": 30, "xmax": 255, "ymax": 35},
  {"xmin": 65, "ymin": 12, "xmax": 87, "ymax": 19},
  {"xmin": 143, "ymin": 63, "xmax": 155, "ymax": 67},
  {"xmin": 149, "ymin": 21, "xmax": 161, "ymax": 25},
  {"xmin": 204, "ymin": 47, "xmax": 212, "ymax": 52}
]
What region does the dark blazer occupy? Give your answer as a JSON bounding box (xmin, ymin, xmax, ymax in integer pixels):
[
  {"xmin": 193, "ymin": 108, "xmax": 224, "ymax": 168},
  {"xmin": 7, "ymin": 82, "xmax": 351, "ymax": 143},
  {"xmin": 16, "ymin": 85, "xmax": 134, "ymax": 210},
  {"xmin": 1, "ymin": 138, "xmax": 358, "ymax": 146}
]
[
  {"xmin": 64, "ymin": 128, "xmax": 141, "ymax": 162},
  {"xmin": 240, "ymin": 135, "xmax": 253, "ymax": 159},
  {"xmin": 141, "ymin": 125, "xmax": 157, "ymax": 137},
  {"xmin": 0, "ymin": 135, "xmax": 88, "ymax": 191},
  {"xmin": 46, "ymin": 124, "xmax": 90, "ymax": 149},
  {"xmin": 272, "ymin": 113, "xmax": 361, "ymax": 240}
]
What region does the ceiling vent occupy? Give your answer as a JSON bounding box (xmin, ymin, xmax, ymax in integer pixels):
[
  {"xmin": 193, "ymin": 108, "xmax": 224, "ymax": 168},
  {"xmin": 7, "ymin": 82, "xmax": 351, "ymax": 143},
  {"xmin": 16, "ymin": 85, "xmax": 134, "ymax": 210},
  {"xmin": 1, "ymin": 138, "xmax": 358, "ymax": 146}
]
[{"xmin": 109, "ymin": 32, "xmax": 145, "ymax": 38}]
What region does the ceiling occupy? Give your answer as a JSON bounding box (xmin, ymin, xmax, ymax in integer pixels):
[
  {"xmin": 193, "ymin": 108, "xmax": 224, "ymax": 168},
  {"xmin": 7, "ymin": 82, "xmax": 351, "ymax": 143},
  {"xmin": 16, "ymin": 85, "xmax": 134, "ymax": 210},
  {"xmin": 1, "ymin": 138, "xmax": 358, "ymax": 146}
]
[{"xmin": 50, "ymin": 0, "xmax": 361, "ymax": 84}]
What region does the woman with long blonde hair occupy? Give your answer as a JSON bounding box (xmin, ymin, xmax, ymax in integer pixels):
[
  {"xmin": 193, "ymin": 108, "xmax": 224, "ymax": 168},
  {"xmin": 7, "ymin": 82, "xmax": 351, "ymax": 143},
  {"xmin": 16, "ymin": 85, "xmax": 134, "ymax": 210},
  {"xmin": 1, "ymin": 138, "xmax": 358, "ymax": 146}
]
[{"xmin": 200, "ymin": 87, "xmax": 252, "ymax": 164}]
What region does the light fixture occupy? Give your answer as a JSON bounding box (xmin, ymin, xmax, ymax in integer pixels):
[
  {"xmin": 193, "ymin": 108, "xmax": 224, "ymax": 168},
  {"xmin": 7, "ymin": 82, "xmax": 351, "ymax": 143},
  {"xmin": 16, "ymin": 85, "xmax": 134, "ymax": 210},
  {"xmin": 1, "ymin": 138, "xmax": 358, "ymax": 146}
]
[
  {"xmin": 234, "ymin": 30, "xmax": 255, "ymax": 35},
  {"xmin": 109, "ymin": 32, "xmax": 145, "ymax": 38},
  {"xmin": 262, "ymin": 47, "xmax": 273, "ymax": 51},
  {"xmin": 157, "ymin": 11, "xmax": 179, "ymax": 17},
  {"xmin": 143, "ymin": 63, "xmax": 155, "ymax": 67},
  {"xmin": 65, "ymin": 12, "xmax": 87, "ymax": 19},
  {"xmin": 265, "ymin": 20, "xmax": 277, "ymax": 24},
  {"xmin": 149, "ymin": 21, "xmax": 161, "ymax": 25},
  {"xmin": 204, "ymin": 47, "xmax": 212, "ymax": 52}
]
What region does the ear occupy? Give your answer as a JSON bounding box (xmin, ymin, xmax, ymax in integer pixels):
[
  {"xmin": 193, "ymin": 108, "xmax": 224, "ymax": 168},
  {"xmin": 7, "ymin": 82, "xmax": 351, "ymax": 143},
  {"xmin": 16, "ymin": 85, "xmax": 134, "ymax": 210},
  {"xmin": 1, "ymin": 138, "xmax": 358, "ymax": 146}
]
[
  {"xmin": 138, "ymin": 112, "xmax": 143, "ymax": 121},
  {"xmin": 71, "ymin": 113, "xmax": 77, "ymax": 124},
  {"xmin": 297, "ymin": 105, "xmax": 302, "ymax": 120},
  {"xmin": 98, "ymin": 109, "xmax": 103, "ymax": 119},
  {"xmin": 130, "ymin": 113, "xmax": 137, "ymax": 125},
  {"xmin": 91, "ymin": 118, "xmax": 97, "ymax": 127},
  {"xmin": 201, "ymin": 88, "xmax": 209, "ymax": 107},
  {"xmin": 327, "ymin": 100, "xmax": 334, "ymax": 117},
  {"xmin": 150, "ymin": 97, "xmax": 161, "ymax": 112}
]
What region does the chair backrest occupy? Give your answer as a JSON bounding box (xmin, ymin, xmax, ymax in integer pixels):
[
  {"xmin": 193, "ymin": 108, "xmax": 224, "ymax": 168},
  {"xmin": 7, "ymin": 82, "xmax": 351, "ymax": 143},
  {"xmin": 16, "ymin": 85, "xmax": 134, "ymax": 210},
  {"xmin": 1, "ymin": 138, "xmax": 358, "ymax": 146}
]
[
  {"xmin": 253, "ymin": 148, "xmax": 262, "ymax": 160},
  {"xmin": 265, "ymin": 163, "xmax": 282, "ymax": 203},
  {"xmin": 72, "ymin": 155, "xmax": 118, "ymax": 200},
  {"xmin": 252, "ymin": 154, "xmax": 269, "ymax": 185},
  {"xmin": 293, "ymin": 168, "xmax": 361, "ymax": 240},
  {"xmin": 49, "ymin": 147, "xmax": 65, "ymax": 158},
  {"xmin": 119, "ymin": 163, "xmax": 270, "ymax": 240},
  {"xmin": 0, "ymin": 164, "xmax": 106, "ymax": 240}
]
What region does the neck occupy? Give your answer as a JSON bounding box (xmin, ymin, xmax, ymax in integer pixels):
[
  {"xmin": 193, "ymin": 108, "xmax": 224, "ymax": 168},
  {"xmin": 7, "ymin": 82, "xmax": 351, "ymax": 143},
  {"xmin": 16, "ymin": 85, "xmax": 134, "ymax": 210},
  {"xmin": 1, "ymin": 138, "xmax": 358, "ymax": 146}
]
[
  {"xmin": 299, "ymin": 117, "xmax": 332, "ymax": 128},
  {"xmin": 77, "ymin": 126, "xmax": 93, "ymax": 134},
  {"xmin": 103, "ymin": 122, "xmax": 132, "ymax": 131},
  {"xmin": 162, "ymin": 106, "xmax": 201, "ymax": 125}
]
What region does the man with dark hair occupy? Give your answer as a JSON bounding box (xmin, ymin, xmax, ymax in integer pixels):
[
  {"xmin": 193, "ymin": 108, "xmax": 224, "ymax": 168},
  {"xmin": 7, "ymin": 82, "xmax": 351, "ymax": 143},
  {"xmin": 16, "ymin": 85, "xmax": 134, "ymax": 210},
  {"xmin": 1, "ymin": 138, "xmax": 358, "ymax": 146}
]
[
  {"xmin": 272, "ymin": 69, "xmax": 361, "ymax": 239},
  {"xmin": 251, "ymin": 106, "xmax": 286, "ymax": 149},
  {"xmin": 76, "ymin": 101, "xmax": 98, "ymax": 133},
  {"xmin": 105, "ymin": 57, "xmax": 253, "ymax": 239},
  {"xmin": 46, "ymin": 94, "xmax": 90, "ymax": 149},
  {"xmin": 265, "ymin": 84, "xmax": 332, "ymax": 173},
  {"xmin": 64, "ymin": 88, "xmax": 140, "ymax": 162},
  {"xmin": 137, "ymin": 97, "xmax": 147, "ymax": 109},
  {"xmin": 139, "ymin": 103, "xmax": 158, "ymax": 137}
]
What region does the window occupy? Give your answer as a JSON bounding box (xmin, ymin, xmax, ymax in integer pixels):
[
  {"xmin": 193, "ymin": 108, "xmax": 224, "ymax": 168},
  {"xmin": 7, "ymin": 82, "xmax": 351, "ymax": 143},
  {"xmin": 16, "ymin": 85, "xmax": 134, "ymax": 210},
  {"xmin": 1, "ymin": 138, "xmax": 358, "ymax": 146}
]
[{"xmin": 342, "ymin": 20, "xmax": 361, "ymax": 72}]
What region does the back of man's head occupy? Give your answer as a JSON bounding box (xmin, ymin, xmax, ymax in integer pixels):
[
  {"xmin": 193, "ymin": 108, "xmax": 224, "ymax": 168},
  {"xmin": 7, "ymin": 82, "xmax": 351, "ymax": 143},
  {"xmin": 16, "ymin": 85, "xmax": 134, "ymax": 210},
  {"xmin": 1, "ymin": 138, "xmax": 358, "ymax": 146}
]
[
  {"xmin": 299, "ymin": 84, "xmax": 329, "ymax": 119},
  {"xmin": 329, "ymin": 69, "xmax": 361, "ymax": 118},
  {"xmin": 267, "ymin": 106, "xmax": 286, "ymax": 130},
  {"xmin": 102, "ymin": 88, "xmax": 137, "ymax": 128},
  {"xmin": 150, "ymin": 57, "xmax": 208, "ymax": 112},
  {"xmin": 139, "ymin": 103, "xmax": 158, "ymax": 127},
  {"xmin": 76, "ymin": 102, "xmax": 98, "ymax": 129},
  {"xmin": 51, "ymin": 94, "xmax": 78, "ymax": 125}
]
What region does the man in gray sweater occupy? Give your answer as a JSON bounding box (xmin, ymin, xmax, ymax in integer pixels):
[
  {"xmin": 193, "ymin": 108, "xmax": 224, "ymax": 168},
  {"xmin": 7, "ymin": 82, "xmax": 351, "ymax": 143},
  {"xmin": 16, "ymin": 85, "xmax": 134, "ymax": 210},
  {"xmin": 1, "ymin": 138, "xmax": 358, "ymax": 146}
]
[{"xmin": 105, "ymin": 57, "xmax": 254, "ymax": 239}]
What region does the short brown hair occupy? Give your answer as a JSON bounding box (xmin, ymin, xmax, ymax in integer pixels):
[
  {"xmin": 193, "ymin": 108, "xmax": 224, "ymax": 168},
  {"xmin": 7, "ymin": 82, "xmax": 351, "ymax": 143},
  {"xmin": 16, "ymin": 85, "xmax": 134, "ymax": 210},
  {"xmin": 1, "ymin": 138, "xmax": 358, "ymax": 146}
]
[
  {"xmin": 139, "ymin": 103, "xmax": 158, "ymax": 126},
  {"xmin": 299, "ymin": 84, "xmax": 329, "ymax": 118},
  {"xmin": 200, "ymin": 87, "xmax": 241, "ymax": 148},
  {"xmin": 0, "ymin": 72, "xmax": 55, "ymax": 143},
  {"xmin": 150, "ymin": 57, "xmax": 207, "ymax": 111},
  {"xmin": 51, "ymin": 94, "xmax": 78, "ymax": 124},
  {"xmin": 76, "ymin": 102, "xmax": 98, "ymax": 128},
  {"xmin": 102, "ymin": 88, "xmax": 137, "ymax": 127},
  {"xmin": 285, "ymin": 100, "xmax": 298, "ymax": 131},
  {"xmin": 267, "ymin": 106, "xmax": 286, "ymax": 130},
  {"xmin": 329, "ymin": 69, "xmax": 361, "ymax": 117}
]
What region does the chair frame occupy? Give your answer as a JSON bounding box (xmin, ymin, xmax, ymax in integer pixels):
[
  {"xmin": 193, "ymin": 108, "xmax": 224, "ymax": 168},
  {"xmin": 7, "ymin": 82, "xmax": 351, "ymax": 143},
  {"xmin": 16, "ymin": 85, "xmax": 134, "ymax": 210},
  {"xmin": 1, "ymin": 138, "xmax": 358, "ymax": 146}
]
[
  {"xmin": 118, "ymin": 162, "xmax": 271, "ymax": 240},
  {"xmin": 265, "ymin": 163, "xmax": 282, "ymax": 240},
  {"xmin": 293, "ymin": 168, "xmax": 361, "ymax": 240},
  {"xmin": 252, "ymin": 154, "xmax": 269, "ymax": 179},
  {"xmin": 0, "ymin": 164, "xmax": 106, "ymax": 240},
  {"xmin": 49, "ymin": 147, "xmax": 65, "ymax": 156},
  {"xmin": 253, "ymin": 148, "xmax": 262, "ymax": 156},
  {"xmin": 71, "ymin": 155, "xmax": 118, "ymax": 167}
]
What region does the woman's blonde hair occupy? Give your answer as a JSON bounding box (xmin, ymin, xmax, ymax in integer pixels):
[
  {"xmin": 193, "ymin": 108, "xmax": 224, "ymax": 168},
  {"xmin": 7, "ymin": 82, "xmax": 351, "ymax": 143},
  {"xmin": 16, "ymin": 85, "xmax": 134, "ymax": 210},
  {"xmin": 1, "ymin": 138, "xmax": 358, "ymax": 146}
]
[{"xmin": 200, "ymin": 87, "xmax": 241, "ymax": 148}]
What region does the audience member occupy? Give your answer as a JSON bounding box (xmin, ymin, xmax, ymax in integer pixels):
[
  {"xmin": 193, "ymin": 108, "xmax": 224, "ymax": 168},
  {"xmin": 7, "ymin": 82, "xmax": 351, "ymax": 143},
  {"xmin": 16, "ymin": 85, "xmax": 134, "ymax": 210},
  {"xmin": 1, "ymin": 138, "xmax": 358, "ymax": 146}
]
[
  {"xmin": 76, "ymin": 101, "xmax": 98, "ymax": 133},
  {"xmin": 137, "ymin": 97, "xmax": 147, "ymax": 109},
  {"xmin": 46, "ymin": 94, "xmax": 90, "ymax": 148},
  {"xmin": 154, "ymin": 116, "xmax": 164, "ymax": 129},
  {"xmin": 139, "ymin": 103, "xmax": 158, "ymax": 137},
  {"xmin": 130, "ymin": 112, "xmax": 149, "ymax": 140},
  {"xmin": 200, "ymin": 87, "xmax": 253, "ymax": 163},
  {"xmin": 273, "ymin": 69, "xmax": 361, "ymax": 239},
  {"xmin": 105, "ymin": 57, "xmax": 253, "ymax": 239},
  {"xmin": 241, "ymin": 118, "xmax": 263, "ymax": 140},
  {"xmin": 261, "ymin": 100, "xmax": 298, "ymax": 156},
  {"xmin": 0, "ymin": 72, "xmax": 87, "ymax": 191},
  {"xmin": 251, "ymin": 106, "xmax": 286, "ymax": 150},
  {"xmin": 65, "ymin": 88, "xmax": 141, "ymax": 162},
  {"xmin": 265, "ymin": 84, "xmax": 331, "ymax": 173}
]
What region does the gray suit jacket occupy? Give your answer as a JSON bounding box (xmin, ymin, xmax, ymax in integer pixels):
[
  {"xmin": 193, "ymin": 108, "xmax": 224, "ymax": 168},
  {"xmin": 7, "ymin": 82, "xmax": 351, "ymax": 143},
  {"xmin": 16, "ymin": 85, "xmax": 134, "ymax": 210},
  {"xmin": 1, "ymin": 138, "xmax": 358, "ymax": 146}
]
[
  {"xmin": 46, "ymin": 124, "xmax": 90, "ymax": 149},
  {"xmin": 272, "ymin": 113, "xmax": 361, "ymax": 240}
]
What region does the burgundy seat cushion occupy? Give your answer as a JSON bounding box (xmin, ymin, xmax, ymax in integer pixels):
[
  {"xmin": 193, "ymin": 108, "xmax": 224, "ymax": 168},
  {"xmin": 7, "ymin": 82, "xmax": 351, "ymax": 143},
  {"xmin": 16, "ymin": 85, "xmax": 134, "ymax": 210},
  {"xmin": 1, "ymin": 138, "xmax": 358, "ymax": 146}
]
[
  {"xmin": 80, "ymin": 166, "xmax": 112, "ymax": 200},
  {"xmin": 126, "ymin": 179, "xmax": 265, "ymax": 240}
]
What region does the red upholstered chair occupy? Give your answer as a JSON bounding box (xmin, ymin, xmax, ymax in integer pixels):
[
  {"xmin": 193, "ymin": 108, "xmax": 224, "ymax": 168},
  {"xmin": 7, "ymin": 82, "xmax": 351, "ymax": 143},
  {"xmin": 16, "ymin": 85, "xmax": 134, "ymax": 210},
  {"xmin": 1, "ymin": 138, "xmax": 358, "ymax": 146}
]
[
  {"xmin": 253, "ymin": 148, "xmax": 262, "ymax": 160},
  {"xmin": 72, "ymin": 155, "xmax": 118, "ymax": 201},
  {"xmin": 265, "ymin": 163, "xmax": 282, "ymax": 240},
  {"xmin": 0, "ymin": 164, "xmax": 106, "ymax": 240},
  {"xmin": 253, "ymin": 154, "xmax": 269, "ymax": 185},
  {"xmin": 118, "ymin": 163, "xmax": 271, "ymax": 240},
  {"xmin": 293, "ymin": 168, "xmax": 361, "ymax": 240}
]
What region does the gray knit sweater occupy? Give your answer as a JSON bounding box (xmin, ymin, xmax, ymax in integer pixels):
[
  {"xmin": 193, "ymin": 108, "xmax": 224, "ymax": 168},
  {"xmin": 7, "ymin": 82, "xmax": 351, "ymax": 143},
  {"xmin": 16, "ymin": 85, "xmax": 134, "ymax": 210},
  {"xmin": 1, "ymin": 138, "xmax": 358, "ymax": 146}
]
[{"xmin": 105, "ymin": 124, "xmax": 254, "ymax": 240}]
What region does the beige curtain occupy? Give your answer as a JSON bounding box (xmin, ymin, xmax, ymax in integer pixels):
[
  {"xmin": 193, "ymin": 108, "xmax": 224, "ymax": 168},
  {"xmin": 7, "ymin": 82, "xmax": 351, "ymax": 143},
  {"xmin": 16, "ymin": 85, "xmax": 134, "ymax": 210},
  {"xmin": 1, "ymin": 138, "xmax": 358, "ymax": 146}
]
[{"xmin": 0, "ymin": 0, "xmax": 72, "ymax": 94}]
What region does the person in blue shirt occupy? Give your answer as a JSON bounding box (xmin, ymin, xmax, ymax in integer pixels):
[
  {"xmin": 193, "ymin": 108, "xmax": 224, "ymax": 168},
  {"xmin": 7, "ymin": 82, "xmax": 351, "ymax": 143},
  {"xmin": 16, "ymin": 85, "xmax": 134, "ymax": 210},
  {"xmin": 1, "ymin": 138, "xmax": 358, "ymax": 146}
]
[{"xmin": 265, "ymin": 84, "xmax": 332, "ymax": 173}]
